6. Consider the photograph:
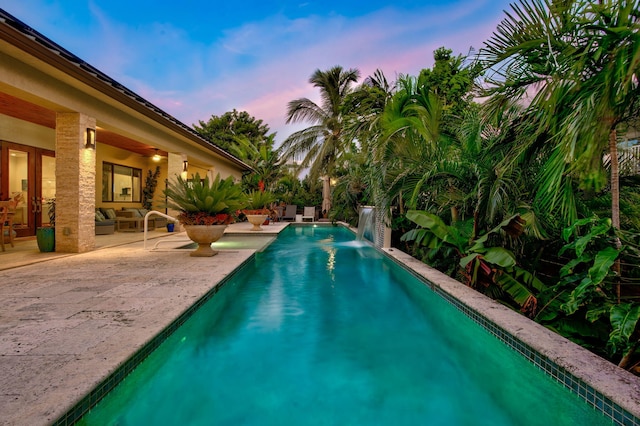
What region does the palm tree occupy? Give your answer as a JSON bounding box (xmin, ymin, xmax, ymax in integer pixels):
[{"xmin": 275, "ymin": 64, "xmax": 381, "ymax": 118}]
[
  {"xmin": 343, "ymin": 68, "xmax": 395, "ymax": 152},
  {"xmin": 479, "ymin": 0, "xmax": 640, "ymax": 366},
  {"xmin": 373, "ymin": 74, "xmax": 453, "ymax": 223},
  {"xmin": 479, "ymin": 0, "xmax": 640, "ymax": 230},
  {"xmin": 281, "ymin": 66, "xmax": 360, "ymax": 216}
]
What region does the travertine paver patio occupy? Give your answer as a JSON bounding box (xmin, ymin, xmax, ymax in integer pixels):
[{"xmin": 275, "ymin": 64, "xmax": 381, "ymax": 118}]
[{"xmin": 0, "ymin": 223, "xmax": 287, "ymax": 425}]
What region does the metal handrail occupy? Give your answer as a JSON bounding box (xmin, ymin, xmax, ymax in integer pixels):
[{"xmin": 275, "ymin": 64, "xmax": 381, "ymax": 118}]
[
  {"xmin": 150, "ymin": 237, "xmax": 191, "ymax": 251},
  {"xmin": 143, "ymin": 210, "xmax": 179, "ymax": 250}
]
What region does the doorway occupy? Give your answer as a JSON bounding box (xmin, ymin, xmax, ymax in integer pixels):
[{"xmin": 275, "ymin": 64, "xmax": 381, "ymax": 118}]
[{"xmin": 0, "ymin": 141, "xmax": 55, "ymax": 237}]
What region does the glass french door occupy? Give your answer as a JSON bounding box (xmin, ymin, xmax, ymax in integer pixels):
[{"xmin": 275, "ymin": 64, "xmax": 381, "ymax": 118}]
[{"xmin": 0, "ymin": 141, "xmax": 55, "ymax": 237}]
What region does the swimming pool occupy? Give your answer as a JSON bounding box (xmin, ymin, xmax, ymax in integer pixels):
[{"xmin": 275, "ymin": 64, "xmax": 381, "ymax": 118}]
[{"xmin": 76, "ymin": 225, "xmax": 613, "ymax": 425}]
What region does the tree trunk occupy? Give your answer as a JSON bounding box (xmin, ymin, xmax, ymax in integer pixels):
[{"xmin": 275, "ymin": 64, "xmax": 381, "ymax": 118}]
[
  {"xmin": 610, "ymin": 128, "xmax": 621, "ymax": 232},
  {"xmin": 618, "ymin": 340, "xmax": 639, "ymax": 370},
  {"xmin": 451, "ymin": 206, "xmax": 459, "ymax": 223},
  {"xmin": 609, "ymin": 128, "xmax": 622, "ymax": 303},
  {"xmin": 321, "ymin": 176, "xmax": 331, "ymax": 217}
]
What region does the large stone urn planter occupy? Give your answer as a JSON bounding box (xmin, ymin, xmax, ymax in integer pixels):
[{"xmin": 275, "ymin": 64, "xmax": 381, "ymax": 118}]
[
  {"xmin": 246, "ymin": 214, "xmax": 269, "ymax": 231},
  {"xmin": 183, "ymin": 224, "xmax": 227, "ymax": 257}
]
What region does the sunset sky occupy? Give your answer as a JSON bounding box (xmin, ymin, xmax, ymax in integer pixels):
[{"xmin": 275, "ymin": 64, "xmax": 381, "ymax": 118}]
[{"xmin": 3, "ymin": 0, "xmax": 514, "ymax": 144}]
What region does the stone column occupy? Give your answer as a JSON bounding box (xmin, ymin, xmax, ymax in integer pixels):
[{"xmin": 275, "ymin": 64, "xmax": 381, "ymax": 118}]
[
  {"xmin": 55, "ymin": 113, "xmax": 96, "ymax": 252},
  {"xmin": 167, "ymin": 152, "xmax": 186, "ymax": 229},
  {"xmin": 207, "ymin": 167, "xmax": 216, "ymax": 182}
]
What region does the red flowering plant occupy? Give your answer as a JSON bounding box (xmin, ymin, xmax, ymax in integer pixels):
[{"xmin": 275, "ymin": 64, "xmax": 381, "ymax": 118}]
[
  {"xmin": 164, "ymin": 172, "xmax": 247, "ymax": 226},
  {"xmin": 177, "ymin": 212, "xmax": 236, "ymax": 225}
]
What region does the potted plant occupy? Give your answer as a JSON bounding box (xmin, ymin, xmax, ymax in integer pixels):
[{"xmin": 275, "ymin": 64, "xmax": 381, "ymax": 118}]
[
  {"xmin": 36, "ymin": 197, "xmax": 55, "ymax": 252},
  {"xmin": 164, "ymin": 173, "xmax": 246, "ymax": 257},
  {"xmin": 243, "ymin": 190, "xmax": 276, "ymax": 231}
]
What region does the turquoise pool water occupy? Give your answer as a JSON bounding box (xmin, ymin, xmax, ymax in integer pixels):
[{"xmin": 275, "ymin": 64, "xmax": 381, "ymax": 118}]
[{"xmin": 79, "ymin": 226, "xmax": 609, "ymax": 425}]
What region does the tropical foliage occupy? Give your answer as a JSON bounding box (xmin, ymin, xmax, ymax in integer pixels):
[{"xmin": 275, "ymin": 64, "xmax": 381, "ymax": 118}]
[
  {"xmin": 244, "ymin": 190, "xmax": 277, "ymax": 213},
  {"xmin": 280, "ymin": 66, "xmax": 361, "ymax": 215},
  {"xmin": 402, "ymin": 210, "xmax": 546, "ymax": 316},
  {"xmin": 194, "ymin": 109, "xmax": 272, "ymax": 154},
  {"xmin": 230, "ymin": 134, "xmax": 284, "ymax": 192},
  {"xmin": 164, "ymin": 173, "xmax": 247, "ymax": 225},
  {"xmin": 479, "ymin": 0, "xmax": 640, "ymax": 229},
  {"xmin": 536, "ymin": 217, "xmax": 640, "ymax": 365},
  {"xmin": 192, "ymin": 0, "xmax": 640, "ymax": 373}
]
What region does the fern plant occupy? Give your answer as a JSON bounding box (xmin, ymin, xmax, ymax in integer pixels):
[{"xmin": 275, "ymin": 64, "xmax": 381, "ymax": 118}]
[{"xmin": 164, "ymin": 173, "xmax": 247, "ymax": 225}]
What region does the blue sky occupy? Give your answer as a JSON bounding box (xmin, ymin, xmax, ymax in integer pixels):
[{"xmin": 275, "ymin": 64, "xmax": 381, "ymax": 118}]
[{"xmin": 3, "ymin": 0, "xmax": 514, "ymax": 144}]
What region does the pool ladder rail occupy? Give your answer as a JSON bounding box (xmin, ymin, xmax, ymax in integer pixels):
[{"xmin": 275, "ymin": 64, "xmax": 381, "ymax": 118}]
[{"xmin": 143, "ymin": 211, "xmax": 190, "ymax": 251}]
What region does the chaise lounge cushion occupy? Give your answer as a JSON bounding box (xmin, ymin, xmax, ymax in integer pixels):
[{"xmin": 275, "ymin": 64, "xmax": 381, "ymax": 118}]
[
  {"xmin": 123, "ymin": 208, "xmax": 143, "ymax": 218},
  {"xmin": 100, "ymin": 208, "xmax": 118, "ymax": 220},
  {"xmin": 126, "ymin": 208, "xmax": 167, "ymax": 228},
  {"xmin": 140, "ymin": 209, "xmax": 168, "ymax": 227}
]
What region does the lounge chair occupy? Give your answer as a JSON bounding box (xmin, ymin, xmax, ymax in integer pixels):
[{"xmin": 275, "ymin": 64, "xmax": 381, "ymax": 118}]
[
  {"xmin": 0, "ymin": 203, "xmax": 14, "ymax": 251},
  {"xmin": 99, "ymin": 207, "xmax": 148, "ymax": 232},
  {"xmin": 0, "ymin": 198, "xmax": 18, "ymax": 250},
  {"xmin": 302, "ymin": 207, "xmax": 315, "ymax": 222},
  {"xmin": 95, "ymin": 209, "xmax": 115, "ymax": 235},
  {"xmin": 281, "ymin": 205, "xmax": 297, "ymax": 222},
  {"xmin": 274, "ymin": 205, "xmax": 284, "ymax": 221}
]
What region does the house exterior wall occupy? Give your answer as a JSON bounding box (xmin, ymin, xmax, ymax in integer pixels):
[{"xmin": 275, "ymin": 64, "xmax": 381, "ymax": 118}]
[
  {"xmin": 0, "ymin": 13, "xmax": 251, "ymax": 252},
  {"xmin": 0, "ymin": 114, "xmax": 54, "ymax": 149}
]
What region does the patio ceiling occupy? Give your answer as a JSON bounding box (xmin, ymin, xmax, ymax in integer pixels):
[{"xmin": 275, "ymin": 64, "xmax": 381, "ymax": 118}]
[{"xmin": 0, "ymin": 91, "xmax": 165, "ymax": 158}]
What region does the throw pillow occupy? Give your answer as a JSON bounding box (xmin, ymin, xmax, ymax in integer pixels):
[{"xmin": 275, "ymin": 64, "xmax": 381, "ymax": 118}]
[{"xmin": 101, "ymin": 208, "xmax": 117, "ymax": 220}]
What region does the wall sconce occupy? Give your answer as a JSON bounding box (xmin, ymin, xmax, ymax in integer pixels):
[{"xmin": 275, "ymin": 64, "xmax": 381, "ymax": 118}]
[
  {"xmin": 85, "ymin": 128, "xmax": 96, "ymax": 149},
  {"xmin": 152, "ymin": 149, "xmax": 161, "ymax": 162},
  {"xmin": 181, "ymin": 159, "xmax": 189, "ymax": 180}
]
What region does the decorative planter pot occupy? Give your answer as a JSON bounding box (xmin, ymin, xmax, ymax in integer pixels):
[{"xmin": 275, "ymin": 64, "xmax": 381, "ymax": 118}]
[
  {"xmin": 36, "ymin": 227, "xmax": 55, "ymax": 252},
  {"xmin": 183, "ymin": 225, "xmax": 227, "ymax": 257},
  {"xmin": 246, "ymin": 214, "xmax": 268, "ymax": 231}
]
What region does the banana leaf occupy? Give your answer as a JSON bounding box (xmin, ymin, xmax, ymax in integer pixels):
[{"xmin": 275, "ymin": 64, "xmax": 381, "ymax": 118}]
[
  {"xmin": 406, "ymin": 210, "xmax": 463, "ymax": 248},
  {"xmin": 588, "ymin": 246, "xmax": 619, "ymax": 285},
  {"xmin": 460, "ymin": 247, "xmax": 516, "ymax": 269},
  {"xmin": 492, "ymin": 269, "xmax": 537, "ymax": 315},
  {"xmin": 608, "ymin": 303, "xmax": 640, "ymax": 354}
]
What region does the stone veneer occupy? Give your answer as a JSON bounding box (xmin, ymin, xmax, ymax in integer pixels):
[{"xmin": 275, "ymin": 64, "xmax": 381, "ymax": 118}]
[
  {"xmin": 55, "ymin": 112, "xmax": 96, "ymax": 253},
  {"xmin": 166, "ymin": 152, "xmax": 186, "ymax": 230}
]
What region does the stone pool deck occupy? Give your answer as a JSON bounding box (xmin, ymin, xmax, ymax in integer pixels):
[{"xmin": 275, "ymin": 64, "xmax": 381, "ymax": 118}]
[{"xmin": 0, "ymin": 222, "xmax": 288, "ymax": 425}]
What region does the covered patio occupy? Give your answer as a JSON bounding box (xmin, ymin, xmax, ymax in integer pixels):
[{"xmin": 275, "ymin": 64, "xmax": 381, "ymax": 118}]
[{"xmin": 0, "ymin": 9, "xmax": 251, "ymax": 255}]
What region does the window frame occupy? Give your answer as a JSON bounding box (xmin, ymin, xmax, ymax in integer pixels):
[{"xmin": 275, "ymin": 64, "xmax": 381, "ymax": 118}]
[{"xmin": 102, "ymin": 162, "xmax": 142, "ymax": 203}]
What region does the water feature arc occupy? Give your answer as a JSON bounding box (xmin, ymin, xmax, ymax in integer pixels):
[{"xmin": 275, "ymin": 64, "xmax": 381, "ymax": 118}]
[{"xmin": 356, "ymin": 205, "xmax": 376, "ymax": 243}]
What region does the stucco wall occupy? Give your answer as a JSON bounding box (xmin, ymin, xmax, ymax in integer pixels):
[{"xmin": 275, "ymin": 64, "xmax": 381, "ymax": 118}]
[
  {"xmin": 95, "ymin": 143, "xmax": 168, "ymax": 212},
  {"xmin": 0, "ymin": 114, "xmax": 54, "ymax": 149}
]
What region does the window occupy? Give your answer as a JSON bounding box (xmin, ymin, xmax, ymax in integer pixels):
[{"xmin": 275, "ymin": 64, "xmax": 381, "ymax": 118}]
[{"xmin": 102, "ymin": 162, "xmax": 142, "ymax": 202}]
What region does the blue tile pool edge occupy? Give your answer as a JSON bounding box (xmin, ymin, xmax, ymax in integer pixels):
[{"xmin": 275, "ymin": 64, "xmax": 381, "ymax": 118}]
[
  {"xmin": 380, "ymin": 246, "xmax": 640, "ymax": 426},
  {"xmin": 51, "ymin": 254, "xmax": 256, "ymax": 426}
]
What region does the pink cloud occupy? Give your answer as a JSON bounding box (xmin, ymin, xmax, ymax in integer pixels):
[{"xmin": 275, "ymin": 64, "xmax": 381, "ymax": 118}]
[{"xmin": 83, "ymin": 0, "xmax": 513, "ymax": 144}]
